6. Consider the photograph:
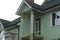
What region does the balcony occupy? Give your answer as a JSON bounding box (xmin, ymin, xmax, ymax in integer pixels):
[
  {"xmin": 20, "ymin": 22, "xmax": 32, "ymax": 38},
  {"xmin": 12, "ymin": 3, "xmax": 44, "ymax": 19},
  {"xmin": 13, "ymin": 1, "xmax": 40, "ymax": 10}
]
[{"xmin": 5, "ymin": 32, "xmax": 17, "ymax": 40}]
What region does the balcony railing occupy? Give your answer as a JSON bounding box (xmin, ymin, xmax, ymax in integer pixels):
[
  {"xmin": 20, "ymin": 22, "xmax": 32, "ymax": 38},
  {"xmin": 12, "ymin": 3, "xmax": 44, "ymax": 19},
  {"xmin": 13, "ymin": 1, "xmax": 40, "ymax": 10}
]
[
  {"xmin": 5, "ymin": 32, "xmax": 16, "ymax": 40},
  {"xmin": 0, "ymin": 31, "xmax": 17, "ymax": 40},
  {"xmin": 0, "ymin": 31, "xmax": 4, "ymax": 40}
]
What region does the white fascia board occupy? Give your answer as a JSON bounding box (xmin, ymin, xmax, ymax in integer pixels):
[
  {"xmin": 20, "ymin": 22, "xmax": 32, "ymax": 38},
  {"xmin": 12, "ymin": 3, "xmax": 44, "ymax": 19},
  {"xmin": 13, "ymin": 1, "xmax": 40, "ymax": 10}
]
[
  {"xmin": 16, "ymin": 1, "xmax": 24, "ymax": 15},
  {"xmin": 16, "ymin": 0, "xmax": 32, "ymax": 15},
  {"xmin": 24, "ymin": 0, "xmax": 32, "ymax": 8}
]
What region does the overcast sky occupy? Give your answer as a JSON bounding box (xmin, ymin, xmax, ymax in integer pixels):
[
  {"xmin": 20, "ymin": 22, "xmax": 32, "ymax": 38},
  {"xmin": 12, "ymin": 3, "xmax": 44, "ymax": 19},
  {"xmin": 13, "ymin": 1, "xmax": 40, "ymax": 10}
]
[{"xmin": 0, "ymin": 0, "xmax": 44, "ymax": 21}]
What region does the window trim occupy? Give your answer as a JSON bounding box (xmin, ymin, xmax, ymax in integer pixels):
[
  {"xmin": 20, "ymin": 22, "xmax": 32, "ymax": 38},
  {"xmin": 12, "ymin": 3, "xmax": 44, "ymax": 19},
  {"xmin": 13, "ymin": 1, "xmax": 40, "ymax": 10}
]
[
  {"xmin": 50, "ymin": 11, "xmax": 60, "ymax": 27},
  {"xmin": 34, "ymin": 17, "xmax": 41, "ymax": 35},
  {"xmin": 50, "ymin": 12, "xmax": 56, "ymax": 27},
  {"xmin": 50, "ymin": 12, "xmax": 53, "ymax": 27}
]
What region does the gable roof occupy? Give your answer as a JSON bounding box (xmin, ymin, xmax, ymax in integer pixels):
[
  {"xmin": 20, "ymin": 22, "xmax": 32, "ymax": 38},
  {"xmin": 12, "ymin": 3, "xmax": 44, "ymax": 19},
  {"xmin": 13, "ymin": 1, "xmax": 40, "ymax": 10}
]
[
  {"xmin": 25, "ymin": 0, "xmax": 60, "ymax": 11},
  {"xmin": 16, "ymin": 0, "xmax": 60, "ymax": 15},
  {"xmin": 0, "ymin": 19, "xmax": 11, "ymax": 28},
  {"xmin": 0, "ymin": 17, "xmax": 20, "ymax": 29},
  {"xmin": 6, "ymin": 17, "xmax": 20, "ymax": 28}
]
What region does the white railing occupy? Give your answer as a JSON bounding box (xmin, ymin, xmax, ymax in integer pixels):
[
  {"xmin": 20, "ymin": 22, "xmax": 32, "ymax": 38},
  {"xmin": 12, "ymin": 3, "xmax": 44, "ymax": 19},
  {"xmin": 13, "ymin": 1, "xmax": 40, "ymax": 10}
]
[
  {"xmin": 0, "ymin": 32, "xmax": 17, "ymax": 40},
  {"xmin": 55, "ymin": 18, "xmax": 60, "ymax": 26},
  {"xmin": 0, "ymin": 31, "xmax": 5, "ymax": 40},
  {"xmin": 5, "ymin": 32, "xmax": 16, "ymax": 40}
]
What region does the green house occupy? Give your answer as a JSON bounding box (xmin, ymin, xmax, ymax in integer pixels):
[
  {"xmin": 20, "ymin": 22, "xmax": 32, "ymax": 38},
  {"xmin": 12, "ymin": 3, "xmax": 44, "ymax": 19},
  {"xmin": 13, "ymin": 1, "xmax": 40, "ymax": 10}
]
[{"xmin": 16, "ymin": 0, "xmax": 60, "ymax": 40}]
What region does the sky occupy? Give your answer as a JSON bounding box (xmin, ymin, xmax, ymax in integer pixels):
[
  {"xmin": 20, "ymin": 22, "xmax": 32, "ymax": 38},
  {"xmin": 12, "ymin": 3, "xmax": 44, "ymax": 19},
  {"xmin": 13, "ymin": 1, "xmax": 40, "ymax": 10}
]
[{"xmin": 0, "ymin": 0, "xmax": 44, "ymax": 21}]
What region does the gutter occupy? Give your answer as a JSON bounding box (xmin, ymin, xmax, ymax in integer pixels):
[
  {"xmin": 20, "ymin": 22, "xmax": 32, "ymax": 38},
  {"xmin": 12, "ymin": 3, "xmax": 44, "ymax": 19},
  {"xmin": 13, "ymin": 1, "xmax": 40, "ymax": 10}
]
[
  {"xmin": 16, "ymin": 25, "xmax": 20, "ymax": 40},
  {"xmin": 18, "ymin": 26, "xmax": 20, "ymax": 40}
]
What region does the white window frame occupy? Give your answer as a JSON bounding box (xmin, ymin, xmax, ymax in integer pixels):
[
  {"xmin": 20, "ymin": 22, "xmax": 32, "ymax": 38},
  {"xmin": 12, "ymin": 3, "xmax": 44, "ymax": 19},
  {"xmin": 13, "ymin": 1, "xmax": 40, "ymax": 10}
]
[
  {"xmin": 34, "ymin": 17, "xmax": 41, "ymax": 35},
  {"xmin": 51, "ymin": 11, "xmax": 60, "ymax": 27}
]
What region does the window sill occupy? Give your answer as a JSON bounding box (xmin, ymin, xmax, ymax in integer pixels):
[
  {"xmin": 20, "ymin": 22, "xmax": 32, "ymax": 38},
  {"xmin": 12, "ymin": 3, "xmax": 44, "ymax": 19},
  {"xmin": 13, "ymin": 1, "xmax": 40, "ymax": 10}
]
[{"xmin": 51, "ymin": 25, "xmax": 60, "ymax": 28}]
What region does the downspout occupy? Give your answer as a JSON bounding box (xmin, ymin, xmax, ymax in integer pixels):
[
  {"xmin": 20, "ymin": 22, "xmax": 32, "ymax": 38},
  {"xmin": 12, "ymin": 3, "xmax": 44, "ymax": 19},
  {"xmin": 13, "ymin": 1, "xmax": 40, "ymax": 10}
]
[
  {"xmin": 16, "ymin": 25, "xmax": 20, "ymax": 40},
  {"xmin": 18, "ymin": 26, "xmax": 20, "ymax": 40}
]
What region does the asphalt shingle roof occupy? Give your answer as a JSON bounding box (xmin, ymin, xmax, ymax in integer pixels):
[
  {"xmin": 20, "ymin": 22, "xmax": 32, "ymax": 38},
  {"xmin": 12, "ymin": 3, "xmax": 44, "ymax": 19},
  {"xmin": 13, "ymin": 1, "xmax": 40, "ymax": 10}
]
[
  {"xmin": 0, "ymin": 19, "xmax": 11, "ymax": 28},
  {"xmin": 0, "ymin": 17, "xmax": 20, "ymax": 28},
  {"xmin": 6, "ymin": 17, "xmax": 20, "ymax": 28},
  {"xmin": 1, "ymin": 0, "xmax": 60, "ymax": 28},
  {"xmin": 25, "ymin": 0, "xmax": 60, "ymax": 11}
]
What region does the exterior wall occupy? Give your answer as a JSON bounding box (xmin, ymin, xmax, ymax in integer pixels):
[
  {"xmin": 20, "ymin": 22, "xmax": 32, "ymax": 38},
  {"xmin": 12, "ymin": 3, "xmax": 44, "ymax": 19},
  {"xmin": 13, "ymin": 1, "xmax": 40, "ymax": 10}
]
[
  {"xmin": 41, "ymin": 11, "xmax": 60, "ymax": 40},
  {"xmin": 20, "ymin": 14, "xmax": 30, "ymax": 37},
  {"xmin": 19, "ymin": 2, "xmax": 32, "ymax": 38}
]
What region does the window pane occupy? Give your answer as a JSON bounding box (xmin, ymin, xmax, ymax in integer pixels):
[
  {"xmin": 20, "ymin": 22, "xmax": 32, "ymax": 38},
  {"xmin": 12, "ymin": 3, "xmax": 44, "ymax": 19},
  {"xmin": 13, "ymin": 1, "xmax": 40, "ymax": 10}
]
[
  {"xmin": 34, "ymin": 18, "xmax": 41, "ymax": 35},
  {"xmin": 52, "ymin": 13, "xmax": 56, "ymax": 26},
  {"xmin": 39, "ymin": 21, "xmax": 40, "ymax": 35}
]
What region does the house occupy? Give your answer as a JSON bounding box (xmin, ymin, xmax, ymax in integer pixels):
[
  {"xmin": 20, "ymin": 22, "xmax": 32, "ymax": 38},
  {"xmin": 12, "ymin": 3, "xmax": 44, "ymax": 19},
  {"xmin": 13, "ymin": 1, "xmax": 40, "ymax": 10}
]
[
  {"xmin": 0, "ymin": 17, "xmax": 20, "ymax": 40},
  {"xmin": 16, "ymin": 0, "xmax": 60, "ymax": 40}
]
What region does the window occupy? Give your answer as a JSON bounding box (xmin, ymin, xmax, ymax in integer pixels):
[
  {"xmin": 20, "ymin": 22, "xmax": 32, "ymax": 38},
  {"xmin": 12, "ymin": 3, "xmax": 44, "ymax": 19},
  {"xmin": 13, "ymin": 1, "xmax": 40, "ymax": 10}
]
[
  {"xmin": 52, "ymin": 13, "xmax": 56, "ymax": 26},
  {"xmin": 52, "ymin": 11, "xmax": 60, "ymax": 26},
  {"xmin": 34, "ymin": 18, "xmax": 41, "ymax": 35}
]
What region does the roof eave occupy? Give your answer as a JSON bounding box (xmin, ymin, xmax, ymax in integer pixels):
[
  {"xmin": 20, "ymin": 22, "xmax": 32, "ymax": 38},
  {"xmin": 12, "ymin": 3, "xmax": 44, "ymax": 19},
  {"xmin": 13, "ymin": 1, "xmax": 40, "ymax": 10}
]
[
  {"xmin": 33, "ymin": 5, "xmax": 60, "ymax": 13},
  {"xmin": 16, "ymin": 0, "xmax": 32, "ymax": 15}
]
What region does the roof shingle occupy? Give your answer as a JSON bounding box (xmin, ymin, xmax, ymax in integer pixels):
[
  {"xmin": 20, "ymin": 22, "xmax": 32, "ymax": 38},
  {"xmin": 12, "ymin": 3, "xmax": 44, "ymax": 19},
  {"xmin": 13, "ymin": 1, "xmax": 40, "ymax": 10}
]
[
  {"xmin": 0, "ymin": 17, "xmax": 20, "ymax": 28},
  {"xmin": 25, "ymin": 0, "xmax": 60, "ymax": 11}
]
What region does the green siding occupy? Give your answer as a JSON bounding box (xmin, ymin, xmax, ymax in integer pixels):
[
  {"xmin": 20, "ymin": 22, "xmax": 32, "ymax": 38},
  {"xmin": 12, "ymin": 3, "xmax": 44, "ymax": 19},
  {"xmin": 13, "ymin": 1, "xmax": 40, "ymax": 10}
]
[
  {"xmin": 6, "ymin": 27, "xmax": 18, "ymax": 34},
  {"xmin": 21, "ymin": 3, "xmax": 30, "ymax": 13},
  {"xmin": 41, "ymin": 12, "xmax": 60, "ymax": 40},
  {"xmin": 20, "ymin": 14, "xmax": 30, "ymax": 36}
]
